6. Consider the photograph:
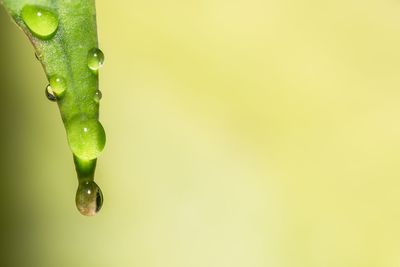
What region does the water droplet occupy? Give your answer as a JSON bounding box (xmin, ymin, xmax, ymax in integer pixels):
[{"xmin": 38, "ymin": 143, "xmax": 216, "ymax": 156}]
[
  {"xmin": 87, "ymin": 48, "xmax": 104, "ymax": 70},
  {"xmin": 45, "ymin": 85, "xmax": 56, "ymax": 102},
  {"xmin": 49, "ymin": 75, "xmax": 66, "ymax": 95},
  {"xmin": 94, "ymin": 90, "xmax": 102, "ymax": 103},
  {"xmin": 75, "ymin": 180, "xmax": 103, "ymax": 216},
  {"xmin": 67, "ymin": 117, "xmax": 106, "ymax": 160},
  {"xmin": 21, "ymin": 5, "xmax": 58, "ymax": 38}
]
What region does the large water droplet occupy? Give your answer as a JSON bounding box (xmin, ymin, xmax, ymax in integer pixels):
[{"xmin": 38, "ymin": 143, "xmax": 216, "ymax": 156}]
[
  {"xmin": 45, "ymin": 85, "xmax": 56, "ymax": 102},
  {"xmin": 67, "ymin": 117, "xmax": 106, "ymax": 160},
  {"xmin": 76, "ymin": 180, "xmax": 103, "ymax": 216},
  {"xmin": 94, "ymin": 90, "xmax": 102, "ymax": 103},
  {"xmin": 49, "ymin": 75, "xmax": 66, "ymax": 95},
  {"xmin": 21, "ymin": 5, "xmax": 58, "ymax": 38},
  {"xmin": 87, "ymin": 48, "xmax": 104, "ymax": 70}
]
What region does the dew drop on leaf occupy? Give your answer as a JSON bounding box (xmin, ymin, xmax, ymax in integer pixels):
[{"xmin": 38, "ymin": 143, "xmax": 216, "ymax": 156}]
[
  {"xmin": 49, "ymin": 75, "xmax": 66, "ymax": 95},
  {"xmin": 87, "ymin": 48, "xmax": 104, "ymax": 70},
  {"xmin": 94, "ymin": 90, "xmax": 102, "ymax": 103},
  {"xmin": 76, "ymin": 180, "xmax": 103, "ymax": 216},
  {"xmin": 45, "ymin": 84, "xmax": 56, "ymax": 102},
  {"xmin": 67, "ymin": 117, "xmax": 106, "ymax": 160},
  {"xmin": 21, "ymin": 5, "xmax": 58, "ymax": 38}
]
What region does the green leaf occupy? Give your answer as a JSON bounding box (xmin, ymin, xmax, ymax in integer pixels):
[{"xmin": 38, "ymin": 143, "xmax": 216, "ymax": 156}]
[{"xmin": 1, "ymin": 0, "xmax": 106, "ymax": 215}]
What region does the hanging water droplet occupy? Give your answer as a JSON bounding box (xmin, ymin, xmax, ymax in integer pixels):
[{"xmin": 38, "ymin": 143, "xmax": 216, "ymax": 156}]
[
  {"xmin": 76, "ymin": 180, "xmax": 103, "ymax": 216},
  {"xmin": 67, "ymin": 117, "xmax": 106, "ymax": 160},
  {"xmin": 87, "ymin": 48, "xmax": 104, "ymax": 71},
  {"xmin": 49, "ymin": 75, "xmax": 66, "ymax": 95},
  {"xmin": 21, "ymin": 5, "xmax": 58, "ymax": 38},
  {"xmin": 45, "ymin": 85, "xmax": 56, "ymax": 102},
  {"xmin": 94, "ymin": 90, "xmax": 102, "ymax": 103}
]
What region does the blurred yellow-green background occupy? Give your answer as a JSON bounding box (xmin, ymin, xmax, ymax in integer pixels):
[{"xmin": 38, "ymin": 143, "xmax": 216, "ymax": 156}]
[{"xmin": 2, "ymin": 0, "xmax": 400, "ymax": 266}]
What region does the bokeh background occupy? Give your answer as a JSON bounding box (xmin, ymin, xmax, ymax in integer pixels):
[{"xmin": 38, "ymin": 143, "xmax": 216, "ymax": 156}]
[{"xmin": 2, "ymin": 0, "xmax": 400, "ymax": 266}]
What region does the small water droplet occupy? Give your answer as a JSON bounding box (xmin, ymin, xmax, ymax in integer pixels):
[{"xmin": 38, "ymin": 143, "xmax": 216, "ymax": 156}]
[
  {"xmin": 67, "ymin": 117, "xmax": 106, "ymax": 160},
  {"xmin": 94, "ymin": 90, "xmax": 102, "ymax": 103},
  {"xmin": 76, "ymin": 180, "xmax": 103, "ymax": 216},
  {"xmin": 21, "ymin": 5, "xmax": 58, "ymax": 38},
  {"xmin": 87, "ymin": 48, "xmax": 104, "ymax": 71},
  {"xmin": 49, "ymin": 75, "xmax": 66, "ymax": 95},
  {"xmin": 45, "ymin": 85, "xmax": 56, "ymax": 102}
]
